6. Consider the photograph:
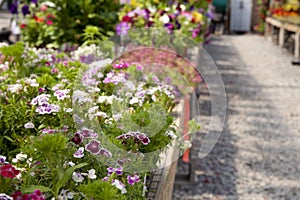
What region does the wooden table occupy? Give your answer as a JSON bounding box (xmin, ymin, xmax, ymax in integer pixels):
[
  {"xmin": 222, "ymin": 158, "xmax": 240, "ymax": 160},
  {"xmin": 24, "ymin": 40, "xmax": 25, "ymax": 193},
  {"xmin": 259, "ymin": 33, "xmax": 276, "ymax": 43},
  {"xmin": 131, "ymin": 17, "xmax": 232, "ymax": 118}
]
[{"xmin": 265, "ymin": 17, "xmax": 300, "ymax": 58}]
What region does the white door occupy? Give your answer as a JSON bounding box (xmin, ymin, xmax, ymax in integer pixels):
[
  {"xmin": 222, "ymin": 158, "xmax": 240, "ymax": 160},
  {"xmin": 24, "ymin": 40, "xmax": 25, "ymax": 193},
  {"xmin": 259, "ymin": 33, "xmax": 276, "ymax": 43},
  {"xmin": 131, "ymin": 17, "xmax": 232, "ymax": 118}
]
[{"xmin": 230, "ymin": 0, "xmax": 252, "ymax": 32}]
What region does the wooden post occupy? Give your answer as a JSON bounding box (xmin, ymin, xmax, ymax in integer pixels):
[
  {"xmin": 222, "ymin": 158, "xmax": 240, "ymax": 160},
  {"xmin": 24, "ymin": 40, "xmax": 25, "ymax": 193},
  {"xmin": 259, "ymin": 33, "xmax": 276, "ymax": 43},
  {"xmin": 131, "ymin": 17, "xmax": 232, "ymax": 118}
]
[
  {"xmin": 295, "ymin": 31, "xmax": 300, "ymax": 58},
  {"xmin": 279, "ymin": 27, "xmax": 285, "ymax": 47}
]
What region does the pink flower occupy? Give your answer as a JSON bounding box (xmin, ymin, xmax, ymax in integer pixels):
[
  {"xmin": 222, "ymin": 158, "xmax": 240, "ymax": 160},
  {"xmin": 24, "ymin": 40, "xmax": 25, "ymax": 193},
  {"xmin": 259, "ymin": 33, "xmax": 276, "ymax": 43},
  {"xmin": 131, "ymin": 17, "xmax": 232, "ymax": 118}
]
[{"xmin": 46, "ymin": 20, "xmax": 53, "ymax": 25}]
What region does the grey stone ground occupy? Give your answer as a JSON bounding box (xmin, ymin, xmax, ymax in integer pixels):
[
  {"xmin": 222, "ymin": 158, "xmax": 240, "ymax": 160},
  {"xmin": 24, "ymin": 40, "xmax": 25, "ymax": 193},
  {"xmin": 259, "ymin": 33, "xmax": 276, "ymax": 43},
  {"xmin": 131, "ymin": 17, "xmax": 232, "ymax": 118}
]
[{"xmin": 173, "ymin": 34, "xmax": 300, "ymax": 200}]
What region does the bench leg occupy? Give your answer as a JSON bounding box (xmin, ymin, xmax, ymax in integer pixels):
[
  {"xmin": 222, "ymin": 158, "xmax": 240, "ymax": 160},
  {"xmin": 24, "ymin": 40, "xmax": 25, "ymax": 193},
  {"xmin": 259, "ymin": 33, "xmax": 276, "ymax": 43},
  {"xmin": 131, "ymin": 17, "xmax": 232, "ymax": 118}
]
[
  {"xmin": 295, "ymin": 32, "xmax": 300, "ymax": 59},
  {"xmin": 279, "ymin": 27, "xmax": 285, "ymax": 47}
]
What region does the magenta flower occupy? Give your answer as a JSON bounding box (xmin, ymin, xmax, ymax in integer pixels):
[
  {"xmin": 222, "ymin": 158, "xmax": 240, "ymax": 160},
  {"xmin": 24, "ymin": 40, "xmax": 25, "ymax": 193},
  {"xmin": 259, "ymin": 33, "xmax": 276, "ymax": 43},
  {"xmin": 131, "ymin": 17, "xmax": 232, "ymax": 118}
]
[
  {"xmin": 127, "ymin": 174, "xmax": 140, "ymax": 185},
  {"xmin": 85, "ymin": 140, "xmax": 100, "ymax": 154},
  {"xmin": 113, "ymin": 62, "xmax": 130, "ymax": 69},
  {"xmin": 116, "ymin": 22, "xmax": 130, "ymax": 35}
]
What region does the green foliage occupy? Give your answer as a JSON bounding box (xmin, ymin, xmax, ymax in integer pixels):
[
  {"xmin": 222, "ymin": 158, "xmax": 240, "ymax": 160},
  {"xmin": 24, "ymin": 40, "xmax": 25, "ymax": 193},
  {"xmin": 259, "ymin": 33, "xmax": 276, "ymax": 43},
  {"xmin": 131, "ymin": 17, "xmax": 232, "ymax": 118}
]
[
  {"xmin": 78, "ymin": 180, "xmax": 121, "ymax": 200},
  {"xmin": 20, "ymin": 0, "xmax": 121, "ymax": 47},
  {"xmin": 31, "ymin": 133, "xmax": 68, "ymax": 159}
]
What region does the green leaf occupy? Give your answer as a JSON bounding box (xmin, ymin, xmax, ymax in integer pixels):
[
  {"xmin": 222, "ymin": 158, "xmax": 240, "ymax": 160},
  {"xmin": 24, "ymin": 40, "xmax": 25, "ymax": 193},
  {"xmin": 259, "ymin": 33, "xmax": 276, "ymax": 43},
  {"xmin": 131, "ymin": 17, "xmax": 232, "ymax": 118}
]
[
  {"xmin": 55, "ymin": 163, "xmax": 88, "ymax": 193},
  {"xmin": 21, "ymin": 185, "xmax": 53, "ymax": 193},
  {"xmin": 3, "ymin": 136, "xmax": 14, "ymax": 143}
]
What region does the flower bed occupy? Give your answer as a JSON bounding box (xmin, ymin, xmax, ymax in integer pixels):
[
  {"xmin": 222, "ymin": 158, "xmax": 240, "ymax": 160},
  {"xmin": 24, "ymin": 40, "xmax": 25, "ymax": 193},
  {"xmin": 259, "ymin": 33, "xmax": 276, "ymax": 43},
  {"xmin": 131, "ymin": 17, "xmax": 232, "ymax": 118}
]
[{"xmin": 0, "ymin": 40, "xmax": 200, "ymax": 199}]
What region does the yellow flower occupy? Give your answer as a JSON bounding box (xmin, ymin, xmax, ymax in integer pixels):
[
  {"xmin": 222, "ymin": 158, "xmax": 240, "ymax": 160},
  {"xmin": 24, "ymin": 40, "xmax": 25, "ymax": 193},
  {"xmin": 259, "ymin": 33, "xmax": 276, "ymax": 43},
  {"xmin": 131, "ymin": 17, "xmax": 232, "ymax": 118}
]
[{"xmin": 192, "ymin": 11, "xmax": 203, "ymax": 23}]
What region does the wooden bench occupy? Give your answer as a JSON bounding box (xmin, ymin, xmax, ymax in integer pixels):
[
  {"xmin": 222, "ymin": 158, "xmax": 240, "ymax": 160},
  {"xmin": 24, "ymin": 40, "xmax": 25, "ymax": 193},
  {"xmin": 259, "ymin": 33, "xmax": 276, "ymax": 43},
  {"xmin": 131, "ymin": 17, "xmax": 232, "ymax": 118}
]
[{"xmin": 265, "ymin": 17, "xmax": 300, "ymax": 58}]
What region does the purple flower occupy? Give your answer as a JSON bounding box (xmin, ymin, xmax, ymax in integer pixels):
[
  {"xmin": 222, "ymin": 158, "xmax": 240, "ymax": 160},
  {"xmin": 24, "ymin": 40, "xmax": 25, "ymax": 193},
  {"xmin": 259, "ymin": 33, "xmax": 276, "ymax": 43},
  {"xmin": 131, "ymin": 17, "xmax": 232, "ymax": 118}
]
[
  {"xmin": 192, "ymin": 28, "xmax": 200, "ymax": 38},
  {"xmin": 127, "ymin": 174, "xmax": 140, "ymax": 185},
  {"xmin": 54, "ymin": 89, "xmax": 70, "ymax": 100},
  {"xmin": 9, "ymin": 3, "xmax": 18, "ymax": 14},
  {"xmin": 164, "ymin": 23, "xmax": 174, "ymax": 34},
  {"xmin": 0, "ymin": 156, "xmax": 6, "ymax": 164},
  {"xmin": 102, "ymin": 176, "xmax": 109, "ymax": 181},
  {"xmin": 115, "ymin": 167, "xmax": 123, "ymax": 175},
  {"xmin": 73, "ymin": 115, "xmax": 84, "ymax": 124},
  {"xmin": 107, "ymin": 166, "xmax": 123, "ymax": 176},
  {"xmin": 71, "ymin": 132, "xmax": 83, "ymax": 145},
  {"xmin": 74, "ymin": 147, "xmax": 84, "ymax": 158},
  {"xmin": 22, "ymin": 5, "xmax": 30, "ymax": 16},
  {"xmin": 136, "ymin": 133, "xmax": 150, "ymax": 145},
  {"xmin": 38, "ymin": 88, "xmax": 45, "ymax": 93},
  {"xmin": 116, "ymin": 22, "xmax": 130, "ymax": 35},
  {"xmin": 85, "ymin": 140, "xmax": 100, "ymax": 154},
  {"xmin": 206, "ymin": 11, "xmax": 214, "ymax": 20},
  {"xmin": 32, "ymin": 0, "xmax": 38, "ymax": 4},
  {"xmin": 99, "ymin": 148, "xmax": 112, "ymax": 158}
]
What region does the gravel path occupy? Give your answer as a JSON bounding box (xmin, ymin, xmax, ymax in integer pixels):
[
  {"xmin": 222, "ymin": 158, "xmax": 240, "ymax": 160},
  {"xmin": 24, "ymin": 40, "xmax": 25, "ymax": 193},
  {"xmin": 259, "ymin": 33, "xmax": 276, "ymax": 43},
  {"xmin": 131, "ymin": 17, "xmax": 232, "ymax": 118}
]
[{"xmin": 172, "ymin": 34, "xmax": 300, "ymax": 200}]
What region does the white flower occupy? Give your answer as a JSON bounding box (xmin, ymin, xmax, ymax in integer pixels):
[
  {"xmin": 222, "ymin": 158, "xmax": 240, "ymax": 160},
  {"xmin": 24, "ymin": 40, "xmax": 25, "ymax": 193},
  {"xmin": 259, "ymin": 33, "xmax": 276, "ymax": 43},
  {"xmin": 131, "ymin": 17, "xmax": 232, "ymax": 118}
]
[
  {"xmin": 112, "ymin": 113, "xmax": 122, "ymax": 121},
  {"xmin": 12, "ymin": 153, "xmax": 28, "ymax": 163},
  {"xmin": 166, "ymin": 130, "xmax": 177, "ymax": 139},
  {"xmin": 68, "ymin": 161, "xmax": 75, "ymax": 167},
  {"xmin": 42, "ymin": 1, "xmax": 55, "ymax": 7},
  {"xmin": 87, "ymin": 169, "xmax": 97, "ymax": 179},
  {"xmin": 112, "ymin": 179, "xmax": 127, "ymax": 194},
  {"xmin": 24, "ymin": 122, "xmax": 35, "ymax": 129},
  {"xmin": 67, "ymin": 192, "xmax": 74, "ymax": 199},
  {"xmin": 159, "ymin": 14, "xmax": 170, "ymax": 23},
  {"xmin": 0, "ymin": 193, "xmax": 13, "ymax": 200},
  {"xmin": 63, "ymin": 108, "xmax": 73, "ymax": 113},
  {"xmin": 73, "ymin": 147, "xmax": 84, "ymax": 158},
  {"xmin": 94, "ymin": 111, "xmax": 107, "ymax": 118},
  {"xmin": 129, "ymin": 97, "xmax": 139, "ymax": 105},
  {"xmin": 72, "ymin": 172, "xmax": 84, "ymax": 183},
  {"xmin": 88, "ymin": 106, "xmax": 98, "ymax": 114},
  {"xmin": 7, "ymin": 84, "xmax": 22, "ymax": 93}
]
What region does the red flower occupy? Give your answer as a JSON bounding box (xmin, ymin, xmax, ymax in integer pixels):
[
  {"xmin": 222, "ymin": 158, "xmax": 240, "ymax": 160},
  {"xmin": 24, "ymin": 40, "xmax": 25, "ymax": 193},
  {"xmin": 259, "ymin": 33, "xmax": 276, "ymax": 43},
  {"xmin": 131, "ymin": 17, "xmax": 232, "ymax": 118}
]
[
  {"xmin": 33, "ymin": 15, "xmax": 44, "ymax": 23},
  {"xmin": 20, "ymin": 23, "xmax": 26, "ymax": 29},
  {"xmin": 0, "ymin": 164, "xmax": 20, "ymax": 178},
  {"xmin": 47, "ymin": 14, "xmax": 55, "ymax": 19}
]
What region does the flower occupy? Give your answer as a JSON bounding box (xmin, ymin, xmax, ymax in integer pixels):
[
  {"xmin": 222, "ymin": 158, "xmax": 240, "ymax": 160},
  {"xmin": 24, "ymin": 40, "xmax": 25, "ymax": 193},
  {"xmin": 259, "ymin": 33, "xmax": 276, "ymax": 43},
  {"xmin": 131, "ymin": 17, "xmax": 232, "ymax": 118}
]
[
  {"xmin": 20, "ymin": 23, "xmax": 26, "ymax": 29},
  {"xmin": 0, "ymin": 164, "xmax": 20, "ymax": 178},
  {"xmin": 54, "ymin": 89, "xmax": 70, "ymax": 100},
  {"xmin": 112, "ymin": 179, "xmax": 127, "ymax": 194},
  {"xmin": 24, "ymin": 122, "xmax": 35, "ymax": 129},
  {"xmin": 127, "ymin": 174, "xmax": 140, "ymax": 185},
  {"xmin": 87, "ymin": 169, "xmax": 97, "ymax": 179},
  {"xmin": 85, "ymin": 140, "xmax": 100, "ymax": 154},
  {"xmin": 12, "ymin": 153, "xmax": 28, "ymax": 163},
  {"xmin": 71, "ymin": 132, "xmax": 83, "ymax": 145},
  {"xmin": 99, "ymin": 148, "xmax": 112, "ymax": 158},
  {"xmin": 21, "ymin": 5, "xmax": 30, "ymax": 16},
  {"xmin": 0, "ymin": 193, "xmax": 12, "ymax": 200},
  {"xmin": 0, "ymin": 156, "xmax": 6, "ymax": 164},
  {"xmin": 129, "ymin": 97, "xmax": 139, "ymax": 105},
  {"xmin": 72, "ymin": 172, "xmax": 84, "ymax": 183},
  {"xmin": 107, "ymin": 166, "xmax": 122, "ymax": 176},
  {"xmin": 116, "ymin": 22, "xmax": 130, "ymax": 35},
  {"xmin": 73, "ymin": 147, "xmax": 84, "ymax": 158},
  {"xmin": 7, "ymin": 84, "xmax": 22, "ymax": 93},
  {"xmin": 46, "ymin": 20, "xmax": 53, "ymax": 25},
  {"xmin": 9, "ymin": 3, "xmax": 18, "ymax": 14}
]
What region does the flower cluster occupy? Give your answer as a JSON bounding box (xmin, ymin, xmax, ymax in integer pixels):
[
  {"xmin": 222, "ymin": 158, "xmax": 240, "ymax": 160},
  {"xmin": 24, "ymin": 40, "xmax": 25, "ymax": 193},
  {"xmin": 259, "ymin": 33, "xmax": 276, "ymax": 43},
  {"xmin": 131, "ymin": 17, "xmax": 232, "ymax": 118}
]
[
  {"xmin": 11, "ymin": 190, "xmax": 45, "ymax": 200},
  {"xmin": 117, "ymin": 131, "xmax": 150, "ymax": 145},
  {"xmin": 116, "ymin": 1, "xmax": 212, "ymax": 41},
  {"xmin": 0, "ymin": 164, "xmax": 20, "ymax": 179}
]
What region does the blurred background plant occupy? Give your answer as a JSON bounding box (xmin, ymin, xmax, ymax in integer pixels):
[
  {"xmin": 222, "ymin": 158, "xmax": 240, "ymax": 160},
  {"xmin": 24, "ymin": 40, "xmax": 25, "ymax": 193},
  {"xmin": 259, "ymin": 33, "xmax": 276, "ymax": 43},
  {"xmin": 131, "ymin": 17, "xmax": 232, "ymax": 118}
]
[{"xmin": 9, "ymin": 0, "xmax": 120, "ymax": 48}]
